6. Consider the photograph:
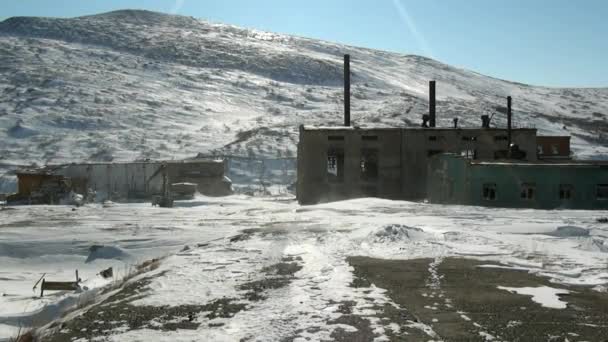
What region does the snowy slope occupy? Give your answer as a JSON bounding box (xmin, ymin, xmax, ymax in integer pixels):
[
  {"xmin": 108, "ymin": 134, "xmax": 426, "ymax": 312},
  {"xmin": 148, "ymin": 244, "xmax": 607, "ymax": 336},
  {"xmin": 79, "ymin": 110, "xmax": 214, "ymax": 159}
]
[{"xmin": 1, "ymin": 9, "xmax": 608, "ymax": 192}]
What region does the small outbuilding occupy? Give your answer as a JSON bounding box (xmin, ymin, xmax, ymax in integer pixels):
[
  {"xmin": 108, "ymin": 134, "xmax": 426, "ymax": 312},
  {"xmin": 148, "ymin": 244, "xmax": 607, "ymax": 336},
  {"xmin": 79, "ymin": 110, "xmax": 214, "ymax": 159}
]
[{"xmin": 7, "ymin": 158, "xmax": 232, "ymax": 204}]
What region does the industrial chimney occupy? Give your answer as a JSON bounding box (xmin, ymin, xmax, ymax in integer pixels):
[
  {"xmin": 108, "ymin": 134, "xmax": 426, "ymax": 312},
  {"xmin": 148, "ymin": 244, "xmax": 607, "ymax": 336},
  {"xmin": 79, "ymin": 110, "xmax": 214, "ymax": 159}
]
[
  {"xmin": 429, "ymin": 81, "xmax": 436, "ymax": 128},
  {"xmin": 507, "ymin": 96, "xmax": 512, "ymax": 148},
  {"xmin": 344, "ymin": 54, "xmax": 351, "ymax": 127}
]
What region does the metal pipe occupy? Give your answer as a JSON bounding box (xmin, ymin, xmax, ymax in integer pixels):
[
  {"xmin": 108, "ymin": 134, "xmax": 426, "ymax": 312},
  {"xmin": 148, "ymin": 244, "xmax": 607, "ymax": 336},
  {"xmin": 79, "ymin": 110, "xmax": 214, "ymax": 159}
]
[
  {"xmin": 429, "ymin": 81, "xmax": 436, "ymax": 127},
  {"xmin": 507, "ymin": 96, "xmax": 512, "ymax": 148},
  {"xmin": 344, "ymin": 54, "xmax": 350, "ymax": 127}
]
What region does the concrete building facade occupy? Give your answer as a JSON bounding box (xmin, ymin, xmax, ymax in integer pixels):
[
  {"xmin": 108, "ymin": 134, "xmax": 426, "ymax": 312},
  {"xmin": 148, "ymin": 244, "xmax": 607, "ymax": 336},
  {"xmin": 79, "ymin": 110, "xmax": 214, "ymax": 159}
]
[
  {"xmin": 296, "ymin": 125, "xmax": 538, "ymax": 204},
  {"xmin": 427, "ymin": 154, "xmax": 608, "ymax": 209}
]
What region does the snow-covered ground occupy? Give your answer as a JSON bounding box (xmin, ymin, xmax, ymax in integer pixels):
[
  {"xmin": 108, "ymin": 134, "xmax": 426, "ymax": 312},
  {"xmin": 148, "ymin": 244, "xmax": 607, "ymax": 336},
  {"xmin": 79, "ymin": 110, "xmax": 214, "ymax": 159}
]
[
  {"xmin": 1, "ymin": 195, "xmax": 607, "ymax": 340},
  {"xmin": 1, "ymin": 9, "xmax": 608, "ymax": 193}
]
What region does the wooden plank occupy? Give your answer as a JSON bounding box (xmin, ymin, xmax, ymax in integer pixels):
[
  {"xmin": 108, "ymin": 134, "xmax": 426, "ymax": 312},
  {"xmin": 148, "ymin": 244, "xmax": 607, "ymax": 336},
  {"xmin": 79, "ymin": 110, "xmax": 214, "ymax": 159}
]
[
  {"xmin": 40, "ymin": 280, "xmax": 79, "ymax": 297},
  {"xmin": 39, "ymin": 269, "xmax": 81, "ymax": 297},
  {"xmin": 42, "ymin": 281, "xmax": 78, "ymax": 291}
]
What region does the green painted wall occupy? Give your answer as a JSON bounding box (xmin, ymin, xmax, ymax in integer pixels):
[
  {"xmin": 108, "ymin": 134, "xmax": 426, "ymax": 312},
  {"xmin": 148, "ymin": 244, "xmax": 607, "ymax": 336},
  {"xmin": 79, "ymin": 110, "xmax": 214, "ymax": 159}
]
[{"xmin": 429, "ymin": 154, "xmax": 608, "ymax": 209}]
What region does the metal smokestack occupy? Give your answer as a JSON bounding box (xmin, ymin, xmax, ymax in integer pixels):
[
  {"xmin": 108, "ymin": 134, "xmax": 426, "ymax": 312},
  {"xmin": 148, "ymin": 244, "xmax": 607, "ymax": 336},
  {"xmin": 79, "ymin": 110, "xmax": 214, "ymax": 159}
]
[
  {"xmin": 344, "ymin": 54, "xmax": 351, "ymax": 127},
  {"xmin": 429, "ymin": 81, "xmax": 436, "ymax": 128},
  {"xmin": 507, "ymin": 96, "xmax": 512, "ymax": 148}
]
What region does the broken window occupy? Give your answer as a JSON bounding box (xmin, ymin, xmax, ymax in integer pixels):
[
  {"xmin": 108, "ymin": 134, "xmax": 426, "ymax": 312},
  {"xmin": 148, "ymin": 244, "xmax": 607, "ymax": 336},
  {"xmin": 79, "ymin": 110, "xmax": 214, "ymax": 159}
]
[
  {"xmin": 551, "ymin": 145, "xmax": 559, "ymax": 155},
  {"xmin": 327, "ymin": 149, "xmax": 344, "ymax": 182},
  {"xmin": 537, "ymin": 145, "xmax": 544, "ymax": 155},
  {"xmin": 520, "ymin": 183, "xmax": 535, "ymax": 200},
  {"xmin": 597, "ymin": 184, "xmax": 608, "ymax": 200},
  {"xmin": 483, "ymin": 183, "xmax": 497, "ymax": 200},
  {"xmin": 360, "ymin": 148, "xmax": 379, "ymax": 181},
  {"xmin": 461, "ymin": 149, "xmax": 476, "ymax": 159},
  {"xmin": 559, "ymin": 184, "xmax": 573, "ymax": 200}
]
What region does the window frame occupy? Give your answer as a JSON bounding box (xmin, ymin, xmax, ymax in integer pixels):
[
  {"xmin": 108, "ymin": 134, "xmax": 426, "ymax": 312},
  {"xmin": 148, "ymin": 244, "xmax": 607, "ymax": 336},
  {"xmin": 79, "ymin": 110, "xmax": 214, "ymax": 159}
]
[
  {"xmin": 596, "ymin": 184, "xmax": 608, "ymax": 200},
  {"xmin": 520, "ymin": 183, "xmax": 536, "ymax": 200},
  {"xmin": 559, "ymin": 184, "xmax": 573, "ymax": 200},
  {"xmin": 326, "ymin": 148, "xmax": 345, "ymax": 183},
  {"xmin": 482, "ymin": 183, "xmax": 497, "ymax": 201},
  {"xmin": 360, "ymin": 148, "xmax": 379, "ymax": 182}
]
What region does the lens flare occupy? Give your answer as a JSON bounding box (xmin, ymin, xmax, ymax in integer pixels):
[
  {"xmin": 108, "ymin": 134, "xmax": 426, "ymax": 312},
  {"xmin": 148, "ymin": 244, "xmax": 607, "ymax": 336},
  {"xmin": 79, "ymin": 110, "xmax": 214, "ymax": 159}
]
[{"xmin": 391, "ymin": 0, "xmax": 434, "ymax": 58}]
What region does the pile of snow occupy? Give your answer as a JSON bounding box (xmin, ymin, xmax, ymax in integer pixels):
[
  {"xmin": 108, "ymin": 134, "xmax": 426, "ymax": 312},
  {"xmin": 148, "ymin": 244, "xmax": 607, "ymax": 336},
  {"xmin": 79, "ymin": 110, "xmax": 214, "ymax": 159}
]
[
  {"xmin": 85, "ymin": 245, "xmax": 130, "ymax": 263},
  {"xmin": 545, "ymin": 226, "xmax": 590, "ymax": 237},
  {"xmin": 370, "ymin": 224, "xmax": 427, "ymax": 243}
]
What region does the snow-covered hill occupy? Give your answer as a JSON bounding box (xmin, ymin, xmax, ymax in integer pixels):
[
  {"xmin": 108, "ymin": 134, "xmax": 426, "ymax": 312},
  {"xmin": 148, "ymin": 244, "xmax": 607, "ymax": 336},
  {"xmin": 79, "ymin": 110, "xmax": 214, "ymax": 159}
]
[{"xmin": 1, "ymin": 9, "xmax": 608, "ymax": 191}]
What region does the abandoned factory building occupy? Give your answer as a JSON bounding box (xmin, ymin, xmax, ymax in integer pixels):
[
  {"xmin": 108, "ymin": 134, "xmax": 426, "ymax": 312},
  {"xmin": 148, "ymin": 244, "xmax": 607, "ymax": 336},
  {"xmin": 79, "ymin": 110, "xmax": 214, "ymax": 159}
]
[
  {"xmin": 296, "ymin": 54, "xmax": 607, "ymax": 209},
  {"xmin": 296, "ymin": 125, "xmax": 538, "ymax": 204}
]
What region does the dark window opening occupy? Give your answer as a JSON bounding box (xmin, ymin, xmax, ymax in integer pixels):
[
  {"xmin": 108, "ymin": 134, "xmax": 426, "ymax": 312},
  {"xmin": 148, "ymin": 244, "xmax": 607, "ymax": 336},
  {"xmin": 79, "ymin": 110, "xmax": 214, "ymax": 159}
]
[
  {"xmin": 483, "ymin": 183, "xmax": 497, "ymax": 200},
  {"xmin": 327, "ymin": 149, "xmax": 344, "ymax": 182},
  {"xmin": 360, "ymin": 148, "xmax": 379, "ymax": 181},
  {"xmin": 427, "ymin": 150, "xmax": 443, "ymax": 157},
  {"xmin": 362, "ymin": 135, "xmax": 378, "ymax": 141},
  {"xmin": 462, "ymin": 136, "xmax": 477, "ymax": 141},
  {"xmin": 328, "ymin": 135, "xmax": 344, "ymax": 141},
  {"xmin": 520, "ymin": 183, "xmax": 535, "ymax": 200},
  {"xmin": 494, "ymin": 135, "xmax": 508, "ymax": 141},
  {"xmin": 559, "ymin": 184, "xmax": 573, "ymax": 200},
  {"xmin": 597, "ymin": 184, "xmax": 608, "ymax": 200},
  {"xmin": 494, "ymin": 150, "xmax": 509, "ymax": 159},
  {"xmin": 428, "ymin": 136, "xmax": 437, "ymax": 141}
]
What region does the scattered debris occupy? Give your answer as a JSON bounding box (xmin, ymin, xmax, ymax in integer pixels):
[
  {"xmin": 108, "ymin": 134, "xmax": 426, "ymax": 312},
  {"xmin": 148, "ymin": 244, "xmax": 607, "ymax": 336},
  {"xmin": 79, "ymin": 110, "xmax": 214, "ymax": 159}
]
[
  {"xmin": 171, "ymin": 182, "xmax": 197, "ymax": 199},
  {"xmin": 99, "ymin": 267, "xmax": 113, "ymax": 279},
  {"xmin": 32, "ymin": 272, "xmax": 46, "ymax": 291},
  {"xmin": 136, "ymin": 257, "xmax": 161, "ymax": 271},
  {"xmin": 40, "ymin": 270, "xmax": 81, "ymax": 297},
  {"xmin": 102, "ymin": 200, "xmax": 114, "ymax": 208}
]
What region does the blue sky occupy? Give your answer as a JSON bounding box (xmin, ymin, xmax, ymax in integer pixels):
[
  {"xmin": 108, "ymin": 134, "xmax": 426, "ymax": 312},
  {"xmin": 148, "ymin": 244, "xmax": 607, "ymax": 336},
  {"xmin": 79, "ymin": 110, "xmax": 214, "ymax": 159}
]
[{"xmin": 2, "ymin": 0, "xmax": 607, "ymax": 87}]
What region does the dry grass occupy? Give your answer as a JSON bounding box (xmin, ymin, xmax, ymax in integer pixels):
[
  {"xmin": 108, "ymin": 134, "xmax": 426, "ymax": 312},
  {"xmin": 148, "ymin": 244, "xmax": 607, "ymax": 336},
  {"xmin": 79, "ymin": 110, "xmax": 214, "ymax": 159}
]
[
  {"xmin": 21, "ymin": 256, "xmax": 167, "ymax": 341},
  {"xmin": 9, "ymin": 328, "xmax": 34, "ymax": 342}
]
